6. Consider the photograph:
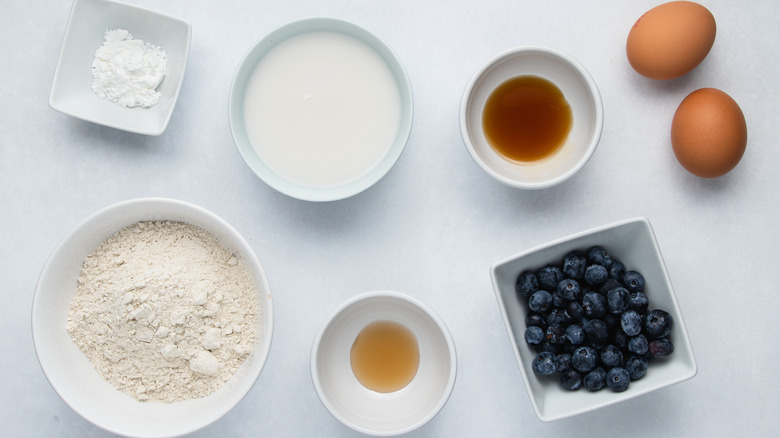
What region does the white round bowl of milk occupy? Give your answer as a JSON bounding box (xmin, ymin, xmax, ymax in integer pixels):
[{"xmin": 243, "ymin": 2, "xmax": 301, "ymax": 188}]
[{"xmin": 229, "ymin": 18, "xmax": 413, "ymax": 202}]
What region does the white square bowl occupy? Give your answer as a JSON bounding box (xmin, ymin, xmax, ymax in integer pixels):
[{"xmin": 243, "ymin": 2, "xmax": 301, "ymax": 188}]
[
  {"xmin": 49, "ymin": 0, "xmax": 191, "ymax": 135},
  {"xmin": 490, "ymin": 217, "xmax": 697, "ymax": 422}
]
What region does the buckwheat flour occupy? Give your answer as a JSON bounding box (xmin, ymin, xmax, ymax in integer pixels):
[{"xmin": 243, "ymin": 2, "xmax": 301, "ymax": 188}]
[
  {"xmin": 66, "ymin": 221, "xmax": 260, "ymax": 403},
  {"xmin": 91, "ymin": 29, "xmax": 167, "ymax": 108}
]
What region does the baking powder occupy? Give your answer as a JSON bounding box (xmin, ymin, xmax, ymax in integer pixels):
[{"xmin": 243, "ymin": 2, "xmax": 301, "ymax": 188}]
[{"xmin": 91, "ymin": 29, "xmax": 167, "ymax": 108}]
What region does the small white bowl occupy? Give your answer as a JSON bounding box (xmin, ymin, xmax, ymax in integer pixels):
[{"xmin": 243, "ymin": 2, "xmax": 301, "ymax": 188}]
[
  {"xmin": 49, "ymin": 0, "xmax": 191, "ymax": 135},
  {"xmin": 229, "ymin": 18, "xmax": 413, "ymax": 202},
  {"xmin": 32, "ymin": 198, "xmax": 273, "ymax": 437},
  {"xmin": 311, "ymin": 291, "xmax": 457, "ymax": 436},
  {"xmin": 490, "ymin": 217, "xmax": 696, "ymax": 422},
  {"xmin": 460, "ymin": 47, "xmax": 603, "ymax": 189}
]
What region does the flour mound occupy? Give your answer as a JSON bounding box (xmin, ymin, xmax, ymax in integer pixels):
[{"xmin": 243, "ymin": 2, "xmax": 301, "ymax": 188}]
[
  {"xmin": 91, "ymin": 29, "xmax": 167, "ymax": 108},
  {"xmin": 66, "ymin": 221, "xmax": 260, "ymax": 403}
]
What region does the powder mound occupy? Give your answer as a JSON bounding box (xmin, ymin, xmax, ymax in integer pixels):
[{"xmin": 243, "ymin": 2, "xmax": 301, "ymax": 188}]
[
  {"xmin": 91, "ymin": 29, "xmax": 167, "ymax": 108},
  {"xmin": 66, "ymin": 221, "xmax": 260, "ymax": 403}
]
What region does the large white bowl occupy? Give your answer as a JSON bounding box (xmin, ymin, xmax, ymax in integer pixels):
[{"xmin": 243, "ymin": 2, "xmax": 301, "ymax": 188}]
[
  {"xmin": 31, "ymin": 198, "xmax": 273, "ymax": 437},
  {"xmin": 49, "ymin": 0, "xmax": 191, "ymax": 135},
  {"xmin": 311, "ymin": 291, "xmax": 457, "ymax": 436},
  {"xmin": 461, "ymin": 47, "xmax": 603, "ymax": 189},
  {"xmin": 229, "ymin": 17, "xmax": 413, "ymax": 202},
  {"xmin": 490, "ymin": 217, "xmax": 696, "ymax": 421}
]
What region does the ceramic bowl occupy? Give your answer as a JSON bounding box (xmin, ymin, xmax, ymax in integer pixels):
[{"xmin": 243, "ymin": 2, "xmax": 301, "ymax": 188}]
[
  {"xmin": 490, "ymin": 217, "xmax": 696, "ymax": 421},
  {"xmin": 460, "ymin": 46, "xmax": 603, "ymax": 189},
  {"xmin": 311, "ymin": 291, "xmax": 456, "ymax": 435},
  {"xmin": 229, "ymin": 17, "xmax": 413, "ymax": 202},
  {"xmin": 32, "ymin": 198, "xmax": 273, "ymax": 437},
  {"xmin": 49, "ymin": 0, "xmax": 191, "ymax": 135}
]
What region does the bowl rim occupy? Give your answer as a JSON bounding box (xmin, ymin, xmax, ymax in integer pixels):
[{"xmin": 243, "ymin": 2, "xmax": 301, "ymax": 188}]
[
  {"xmin": 489, "ymin": 217, "xmax": 697, "ymax": 421},
  {"xmin": 459, "ymin": 45, "xmax": 604, "ymax": 189},
  {"xmin": 31, "ymin": 197, "xmax": 274, "ymax": 437},
  {"xmin": 228, "ymin": 16, "xmax": 414, "ymax": 202},
  {"xmin": 48, "ymin": 0, "xmax": 192, "ymax": 136},
  {"xmin": 310, "ymin": 290, "xmax": 457, "ymax": 436}
]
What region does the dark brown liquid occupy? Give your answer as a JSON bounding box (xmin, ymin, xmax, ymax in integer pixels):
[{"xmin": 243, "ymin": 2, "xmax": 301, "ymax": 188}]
[
  {"xmin": 482, "ymin": 75, "xmax": 572, "ymax": 162},
  {"xmin": 350, "ymin": 320, "xmax": 419, "ymax": 393}
]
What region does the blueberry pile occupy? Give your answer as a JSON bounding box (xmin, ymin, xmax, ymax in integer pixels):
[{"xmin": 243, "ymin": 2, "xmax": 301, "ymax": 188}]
[{"xmin": 517, "ymin": 246, "xmax": 674, "ymax": 392}]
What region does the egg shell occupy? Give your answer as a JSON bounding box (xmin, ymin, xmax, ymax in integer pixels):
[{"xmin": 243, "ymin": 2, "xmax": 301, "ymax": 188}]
[
  {"xmin": 627, "ymin": 1, "xmax": 716, "ymax": 80},
  {"xmin": 671, "ymin": 88, "xmax": 747, "ymax": 178}
]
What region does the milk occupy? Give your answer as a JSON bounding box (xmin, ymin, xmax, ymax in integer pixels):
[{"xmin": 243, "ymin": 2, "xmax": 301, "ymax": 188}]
[{"xmin": 243, "ymin": 31, "xmax": 402, "ymax": 189}]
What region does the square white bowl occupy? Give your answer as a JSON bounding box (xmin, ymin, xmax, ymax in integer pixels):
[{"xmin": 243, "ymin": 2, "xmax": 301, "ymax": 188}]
[
  {"xmin": 49, "ymin": 0, "xmax": 191, "ymax": 135},
  {"xmin": 490, "ymin": 217, "xmax": 696, "ymax": 422}
]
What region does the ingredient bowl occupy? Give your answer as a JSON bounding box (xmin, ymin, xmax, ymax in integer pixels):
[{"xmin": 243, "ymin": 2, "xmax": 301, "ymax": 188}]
[
  {"xmin": 311, "ymin": 291, "xmax": 457, "ymax": 435},
  {"xmin": 229, "ymin": 17, "xmax": 413, "ymax": 202},
  {"xmin": 32, "ymin": 198, "xmax": 273, "ymax": 437},
  {"xmin": 490, "ymin": 217, "xmax": 696, "ymax": 421},
  {"xmin": 460, "ymin": 46, "xmax": 603, "ymax": 189},
  {"xmin": 49, "ymin": 0, "xmax": 191, "ymax": 135}
]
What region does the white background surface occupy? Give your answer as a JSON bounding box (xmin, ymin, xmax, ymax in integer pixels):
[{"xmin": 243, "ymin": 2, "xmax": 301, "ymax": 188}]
[{"xmin": 2, "ymin": 0, "xmax": 778, "ymax": 436}]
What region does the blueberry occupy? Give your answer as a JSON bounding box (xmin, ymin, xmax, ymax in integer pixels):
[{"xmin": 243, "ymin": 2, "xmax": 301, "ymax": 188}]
[
  {"xmin": 545, "ymin": 324, "xmax": 567, "ymax": 344},
  {"xmin": 583, "ymin": 367, "xmax": 606, "ymax": 391},
  {"xmin": 625, "ymin": 355, "xmax": 648, "ymax": 380},
  {"xmin": 587, "ymin": 246, "xmax": 612, "ymax": 267},
  {"xmin": 600, "ymin": 344, "xmax": 624, "ymax": 368},
  {"xmin": 564, "ymin": 301, "xmax": 583, "ymax": 323},
  {"xmin": 525, "ymin": 313, "xmax": 547, "ymax": 330},
  {"xmin": 598, "ymin": 278, "xmax": 622, "ymax": 296},
  {"xmin": 551, "ymin": 291, "xmax": 565, "ymax": 308},
  {"xmin": 608, "ymin": 259, "xmax": 626, "ymax": 280},
  {"xmin": 536, "ymin": 340, "xmax": 559, "ymax": 354},
  {"xmin": 557, "ymin": 278, "xmax": 582, "ymax": 301},
  {"xmin": 565, "ymin": 324, "xmax": 585, "ymax": 345},
  {"xmin": 612, "ymin": 329, "xmax": 629, "ymax": 350},
  {"xmin": 620, "ymin": 310, "xmax": 643, "ymax": 336},
  {"xmin": 584, "ymin": 264, "xmax": 608, "ymax": 286},
  {"xmin": 571, "ymin": 346, "xmax": 598, "ymax": 373},
  {"xmin": 606, "ymin": 367, "xmax": 631, "ymax": 392},
  {"xmin": 559, "ymin": 369, "xmax": 583, "ymax": 390},
  {"xmin": 562, "ymin": 251, "xmax": 587, "ymax": 279},
  {"xmin": 628, "ymin": 334, "xmax": 649, "ymax": 355},
  {"xmin": 622, "ymin": 270, "xmax": 645, "ymax": 293},
  {"xmin": 538, "ymin": 266, "xmax": 564, "ymax": 291},
  {"xmin": 532, "ymin": 351, "xmax": 557, "ymax": 376},
  {"xmin": 649, "ymin": 337, "xmax": 675, "ymax": 358},
  {"xmin": 628, "ymin": 291, "xmax": 649, "ymax": 312},
  {"xmin": 603, "ymin": 312, "xmax": 621, "ymax": 329},
  {"xmin": 524, "ymin": 326, "xmax": 545, "ymax": 345},
  {"xmin": 583, "ymin": 319, "xmax": 609, "ymax": 345},
  {"xmin": 582, "ymin": 292, "xmax": 607, "ymax": 318},
  {"xmin": 556, "ymin": 353, "xmax": 572, "ymax": 373},
  {"xmin": 644, "ymin": 309, "xmax": 673, "ymax": 339},
  {"xmin": 607, "ymin": 287, "xmax": 630, "ymax": 314},
  {"xmin": 546, "ymin": 308, "xmax": 569, "ymax": 327},
  {"xmin": 516, "ymin": 271, "xmax": 539, "ymax": 298},
  {"xmin": 528, "ymin": 290, "xmax": 553, "ymax": 313}
]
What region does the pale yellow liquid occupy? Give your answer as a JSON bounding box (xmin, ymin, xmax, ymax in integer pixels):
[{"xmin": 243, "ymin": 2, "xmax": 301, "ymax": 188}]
[{"xmin": 350, "ymin": 320, "xmax": 419, "ymax": 393}]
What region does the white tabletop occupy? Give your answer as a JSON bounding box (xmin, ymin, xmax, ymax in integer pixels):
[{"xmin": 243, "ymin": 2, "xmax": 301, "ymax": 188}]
[{"xmin": 3, "ymin": 0, "xmax": 779, "ymax": 436}]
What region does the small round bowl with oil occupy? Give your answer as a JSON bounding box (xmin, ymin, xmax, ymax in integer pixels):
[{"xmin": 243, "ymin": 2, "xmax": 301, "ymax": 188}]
[
  {"xmin": 460, "ymin": 46, "xmax": 604, "ymax": 189},
  {"xmin": 310, "ymin": 291, "xmax": 457, "ymax": 436}
]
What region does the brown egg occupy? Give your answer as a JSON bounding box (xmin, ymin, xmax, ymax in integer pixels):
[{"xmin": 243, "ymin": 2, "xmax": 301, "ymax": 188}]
[
  {"xmin": 627, "ymin": 1, "xmax": 716, "ymax": 80},
  {"xmin": 671, "ymin": 88, "xmax": 747, "ymax": 178}
]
